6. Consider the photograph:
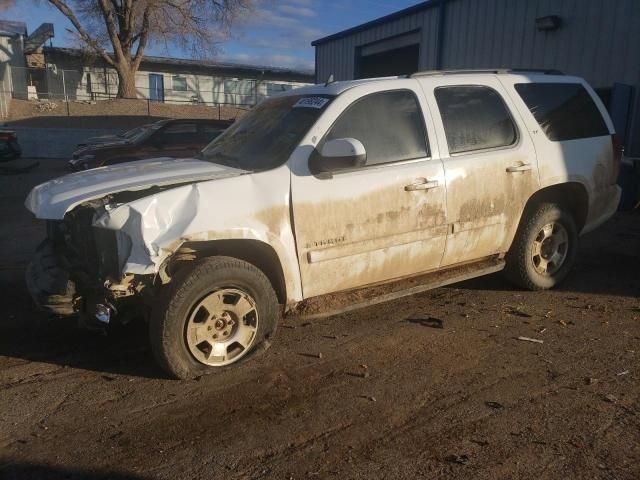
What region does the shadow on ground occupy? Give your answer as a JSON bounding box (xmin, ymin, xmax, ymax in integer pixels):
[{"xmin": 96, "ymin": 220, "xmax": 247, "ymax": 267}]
[
  {"xmin": 0, "ymin": 461, "xmax": 153, "ymax": 480},
  {"xmin": 0, "ymin": 283, "xmax": 163, "ymax": 380}
]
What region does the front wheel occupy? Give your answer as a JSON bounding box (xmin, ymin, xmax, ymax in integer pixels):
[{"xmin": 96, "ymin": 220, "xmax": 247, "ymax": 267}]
[
  {"xmin": 505, "ymin": 203, "xmax": 578, "ymax": 290},
  {"xmin": 150, "ymin": 256, "xmax": 279, "ymax": 379}
]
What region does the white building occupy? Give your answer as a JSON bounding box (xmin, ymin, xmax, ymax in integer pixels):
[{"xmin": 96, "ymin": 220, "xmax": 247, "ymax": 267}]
[{"xmin": 32, "ymin": 47, "xmax": 314, "ymax": 106}]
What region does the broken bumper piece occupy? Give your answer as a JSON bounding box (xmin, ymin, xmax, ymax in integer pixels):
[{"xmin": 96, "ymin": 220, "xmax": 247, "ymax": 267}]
[{"xmin": 25, "ymin": 240, "xmax": 76, "ymax": 316}]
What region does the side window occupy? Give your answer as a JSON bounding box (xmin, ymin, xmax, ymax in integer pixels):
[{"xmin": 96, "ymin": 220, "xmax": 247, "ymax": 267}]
[
  {"xmin": 434, "ymin": 85, "xmax": 517, "ymax": 154},
  {"xmin": 325, "ymin": 90, "xmax": 429, "ymax": 166},
  {"xmin": 198, "ymin": 124, "xmax": 224, "ymax": 143},
  {"xmin": 514, "ymin": 82, "xmax": 609, "ymax": 141},
  {"xmin": 161, "ymin": 123, "xmax": 198, "ymax": 145}
]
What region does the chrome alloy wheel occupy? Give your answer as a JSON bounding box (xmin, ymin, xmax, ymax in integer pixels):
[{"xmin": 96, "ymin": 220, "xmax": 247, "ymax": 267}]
[
  {"xmin": 531, "ymin": 222, "xmax": 569, "ymax": 276},
  {"xmin": 185, "ymin": 288, "xmax": 259, "ymax": 366}
]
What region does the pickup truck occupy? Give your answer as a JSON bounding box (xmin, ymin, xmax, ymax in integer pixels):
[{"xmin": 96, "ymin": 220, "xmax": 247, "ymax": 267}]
[{"xmin": 25, "ymin": 71, "xmax": 621, "ymax": 379}]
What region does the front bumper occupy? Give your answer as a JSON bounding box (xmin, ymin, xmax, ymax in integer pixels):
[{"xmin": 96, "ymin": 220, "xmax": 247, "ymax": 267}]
[{"xmin": 26, "ymin": 240, "xmax": 77, "ymax": 316}]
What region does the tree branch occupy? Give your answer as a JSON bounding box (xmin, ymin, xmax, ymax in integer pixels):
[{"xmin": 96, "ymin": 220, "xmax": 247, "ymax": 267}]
[
  {"xmin": 47, "ymin": 0, "xmax": 115, "ymax": 66},
  {"xmin": 133, "ymin": 6, "xmax": 151, "ymax": 69},
  {"xmin": 96, "ymin": 0, "xmax": 126, "ymax": 60}
]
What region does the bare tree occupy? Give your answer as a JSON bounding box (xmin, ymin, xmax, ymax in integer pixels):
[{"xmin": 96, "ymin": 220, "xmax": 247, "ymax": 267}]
[{"xmin": 45, "ymin": 0, "xmax": 251, "ymax": 98}]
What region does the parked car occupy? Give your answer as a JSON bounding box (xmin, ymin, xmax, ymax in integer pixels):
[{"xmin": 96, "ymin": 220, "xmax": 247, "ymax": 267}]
[
  {"xmin": 76, "ymin": 124, "xmax": 150, "ymax": 149},
  {"xmin": 26, "ymin": 71, "xmax": 621, "ymax": 379},
  {"xmin": 0, "ymin": 128, "xmax": 21, "ymax": 161},
  {"xmin": 68, "ymin": 118, "xmax": 233, "ymax": 170}
]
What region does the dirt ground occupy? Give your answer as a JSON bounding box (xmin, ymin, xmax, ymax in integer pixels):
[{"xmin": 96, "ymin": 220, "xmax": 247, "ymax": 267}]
[{"xmin": 0, "ymin": 159, "xmax": 639, "ymax": 480}]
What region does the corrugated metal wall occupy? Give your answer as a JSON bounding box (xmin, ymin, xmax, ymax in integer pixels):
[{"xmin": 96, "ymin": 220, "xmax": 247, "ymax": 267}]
[
  {"xmin": 315, "ymin": 7, "xmax": 440, "ymax": 83},
  {"xmin": 314, "ymin": 0, "xmax": 640, "ymax": 155},
  {"xmin": 441, "ymin": 0, "xmax": 640, "ymax": 88}
]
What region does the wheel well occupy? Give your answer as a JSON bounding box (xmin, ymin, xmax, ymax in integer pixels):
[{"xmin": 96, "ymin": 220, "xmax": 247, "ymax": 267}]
[
  {"xmin": 522, "ymin": 183, "xmax": 589, "ymax": 232},
  {"xmin": 166, "ymin": 239, "xmax": 287, "ymax": 304}
]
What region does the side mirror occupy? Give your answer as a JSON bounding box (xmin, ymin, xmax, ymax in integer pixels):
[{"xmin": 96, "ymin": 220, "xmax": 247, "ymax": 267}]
[{"xmin": 309, "ymin": 138, "xmax": 366, "ymax": 174}]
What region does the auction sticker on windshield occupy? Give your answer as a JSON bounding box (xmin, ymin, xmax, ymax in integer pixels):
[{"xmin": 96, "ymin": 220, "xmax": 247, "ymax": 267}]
[{"xmin": 294, "ymin": 97, "xmax": 330, "ymax": 109}]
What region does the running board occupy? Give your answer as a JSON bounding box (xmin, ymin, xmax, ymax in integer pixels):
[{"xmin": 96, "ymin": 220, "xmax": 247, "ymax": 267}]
[{"xmin": 288, "ymin": 258, "xmax": 506, "ymax": 321}]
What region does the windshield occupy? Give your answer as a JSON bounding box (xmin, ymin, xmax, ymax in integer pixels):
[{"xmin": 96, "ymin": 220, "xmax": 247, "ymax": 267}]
[
  {"xmin": 200, "ymin": 94, "xmax": 333, "ymax": 171},
  {"xmin": 121, "ymin": 125, "xmax": 147, "ymax": 140},
  {"xmin": 132, "ymin": 120, "xmax": 169, "ymax": 142}
]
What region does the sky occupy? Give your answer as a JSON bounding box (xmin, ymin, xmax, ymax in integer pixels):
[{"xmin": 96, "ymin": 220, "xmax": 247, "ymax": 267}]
[{"xmin": 1, "ymin": 0, "xmax": 423, "ymax": 72}]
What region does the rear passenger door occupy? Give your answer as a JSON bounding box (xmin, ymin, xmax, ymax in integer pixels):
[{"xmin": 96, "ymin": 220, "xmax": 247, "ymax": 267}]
[{"xmin": 417, "ymin": 76, "xmax": 539, "ymax": 266}]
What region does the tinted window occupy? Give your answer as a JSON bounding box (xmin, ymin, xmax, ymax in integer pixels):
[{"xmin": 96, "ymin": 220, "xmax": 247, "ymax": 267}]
[
  {"xmin": 515, "ymin": 83, "xmax": 609, "ymax": 141},
  {"xmin": 198, "ymin": 124, "xmax": 224, "ymax": 143},
  {"xmin": 435, "ymin": 86, "xmax": 517, "ymax": 154},
  {"xmin": 161, "ymin": 123, "xmax": 198, "ymax": 144},
  {"xmin": 325, "ymin": 90, "xmax": 428, "ymax": 166}
]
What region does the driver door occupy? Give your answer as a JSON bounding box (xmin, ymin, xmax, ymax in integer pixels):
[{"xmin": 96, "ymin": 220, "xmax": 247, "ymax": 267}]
[{"xmin": 291, "ymin": 83, "xmax": 448, "ymax": 298}]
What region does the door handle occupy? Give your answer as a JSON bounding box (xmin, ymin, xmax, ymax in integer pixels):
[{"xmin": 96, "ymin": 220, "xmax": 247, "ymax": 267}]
[
  {"xmin": 404, "ymin": 179, "xmax": 440, "ymax": 191},
  {"xmin": 506, "ymin": 163, "xmax": 532, "ymax": 173}
]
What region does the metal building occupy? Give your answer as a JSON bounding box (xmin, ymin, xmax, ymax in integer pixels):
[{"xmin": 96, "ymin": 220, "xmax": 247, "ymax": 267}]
[{"xmin": 312, "ymin": 0, "xmax": 640, "ymax": 156}]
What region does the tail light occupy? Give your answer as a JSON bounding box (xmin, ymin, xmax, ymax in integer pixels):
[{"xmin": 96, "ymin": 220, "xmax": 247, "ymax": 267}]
[
  {"xmin": 0, "ymin": 132, "xmax": 15, "ymax": 142},
  {"xmin": 611, "ymin": 134, "xmax": 623, "ymax": 182}
]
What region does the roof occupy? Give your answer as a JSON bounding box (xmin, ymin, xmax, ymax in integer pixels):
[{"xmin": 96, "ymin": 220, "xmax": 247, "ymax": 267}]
[
  {"xmin": 279, "ymin": 76, "xmax": 402, "ymax": 96},
  {"xmin": 43, "ymin": 47, "xmax": 315, "ymax": 82},
  {"xmin": 312, "ymin": 1, "xmax": 442, "ymax": 46},
  {"xmin": 277, "ymin": 70, "xmax": 578, "ymax": 97},
  {"xmin": 0, "ymin": 20, "xmax": 27, "ymax": 37}
]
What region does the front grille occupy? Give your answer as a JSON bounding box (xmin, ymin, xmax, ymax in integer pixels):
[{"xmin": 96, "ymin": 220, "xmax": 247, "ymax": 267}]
[{"xmin": 55, "ymin": 207, "xmax": 120, "ymax": 287}]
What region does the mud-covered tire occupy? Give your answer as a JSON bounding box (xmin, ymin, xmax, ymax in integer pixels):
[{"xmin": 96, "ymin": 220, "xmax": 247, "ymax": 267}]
[
  {"xmin": 505, "ymin": 203, "xmax": 578, "ymax": 290},
  {"xmin": 150, "ymin": 256, "xmax": 279, "ymax": 380}
]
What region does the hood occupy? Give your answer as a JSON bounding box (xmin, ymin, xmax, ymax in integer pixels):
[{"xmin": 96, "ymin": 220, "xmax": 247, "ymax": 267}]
[
  {"xmin": 25, "ymin": 157, "xmax": 246, "ymax": 219},
  {"xmin": 73, "ymin": 140, "xmax": 128, "ymax": 156}
]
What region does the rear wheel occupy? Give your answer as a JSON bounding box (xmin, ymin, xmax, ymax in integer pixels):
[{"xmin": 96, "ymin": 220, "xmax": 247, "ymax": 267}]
[
  {"xmin": 505, "ymin": 203, "xmax": 578, "ymax": 290},
  {"xmin": 150, "ymin": 256, "xmax": 279, "ymax": 379}
]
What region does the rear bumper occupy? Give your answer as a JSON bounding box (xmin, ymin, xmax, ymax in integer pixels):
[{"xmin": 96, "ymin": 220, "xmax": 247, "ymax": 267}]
[
  {"xmin": 25, "ymin": 240, "xmax": 77, "ymax": 316},
  {"xmin": 581, "ymin": 185, "xmax": 622, "ymax": 235}
]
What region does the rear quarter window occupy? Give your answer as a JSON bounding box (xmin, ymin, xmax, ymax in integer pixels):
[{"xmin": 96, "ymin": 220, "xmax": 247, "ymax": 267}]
[{"xmin": 514, "ymin": 82, "xmax": 609, "ymax": 141}]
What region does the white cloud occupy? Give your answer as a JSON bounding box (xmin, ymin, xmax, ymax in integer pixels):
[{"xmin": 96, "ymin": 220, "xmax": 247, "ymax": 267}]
[
  {"xmin": 277, "ymin": 4, "xmax": 316, "ymax": 18},
  {"xmin": 216, "ymin": 51, "xmax": 314, "ymax": 71}
]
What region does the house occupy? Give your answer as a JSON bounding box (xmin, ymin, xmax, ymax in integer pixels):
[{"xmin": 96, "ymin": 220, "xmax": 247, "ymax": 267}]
[
  {"xmin": 312, "ymin": 0, "xmax": 640, "ymax": 157},
  {"xmin": 26, "ymin": 47, "xmax": 313, "ymax": 106},
  {"xmin": 0, "ymin": 20, "xmax": 28, "ymax": 117}
]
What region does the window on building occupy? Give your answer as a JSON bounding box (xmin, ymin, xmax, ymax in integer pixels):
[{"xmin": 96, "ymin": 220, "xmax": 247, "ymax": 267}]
[
  {"xmin": 172, "ymin": 76, "xmax": 188, "ymax": 92},
  {"xmin": 224, "ymin": 79, "xmax": 256, "ymax": 105},
  {"xmin": 85, "ymin": 73, "xmax": 92, "ymax": 94},
  {"xmin": 434, "ymin": 86, "xmax": 517, "ymax": 154},
  {"xmin": 325, "ymin": 90, "xmax": 429, "ymax": 166},
  {"xmin": 267, "ymin": 83, "xmax": 293, "ymax": 96},
  {"xmin": 514, "ymin": 83, "xmax": 609, "ymax": 141}
]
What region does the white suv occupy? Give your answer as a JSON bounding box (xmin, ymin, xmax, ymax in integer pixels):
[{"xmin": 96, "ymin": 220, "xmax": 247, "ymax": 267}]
[{"xmin": 25, "ymin": 70, "xmax": 621, "ymax": 379}]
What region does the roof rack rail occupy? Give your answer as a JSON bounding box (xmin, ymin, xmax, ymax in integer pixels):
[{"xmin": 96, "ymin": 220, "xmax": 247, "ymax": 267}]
[{"xmin": 410, "ymin": 68, "xmax": 564, "ymax": 78}]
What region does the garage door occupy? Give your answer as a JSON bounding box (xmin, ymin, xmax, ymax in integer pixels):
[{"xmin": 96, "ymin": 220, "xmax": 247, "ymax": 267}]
[{"xmin": 355, "ymin": 31, "xmax": 420, "ymax": 79}]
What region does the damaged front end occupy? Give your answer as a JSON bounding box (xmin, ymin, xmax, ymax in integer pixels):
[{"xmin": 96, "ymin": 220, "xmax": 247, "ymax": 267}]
[{"xmin": 26, "ymin": 197, "xmax": 154, "ymax": 328}]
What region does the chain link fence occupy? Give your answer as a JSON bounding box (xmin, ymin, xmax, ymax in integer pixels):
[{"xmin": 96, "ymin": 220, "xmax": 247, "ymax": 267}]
[{"xmin": 4, "ymin": 65, "xmax": 288, "ymax": 109}]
